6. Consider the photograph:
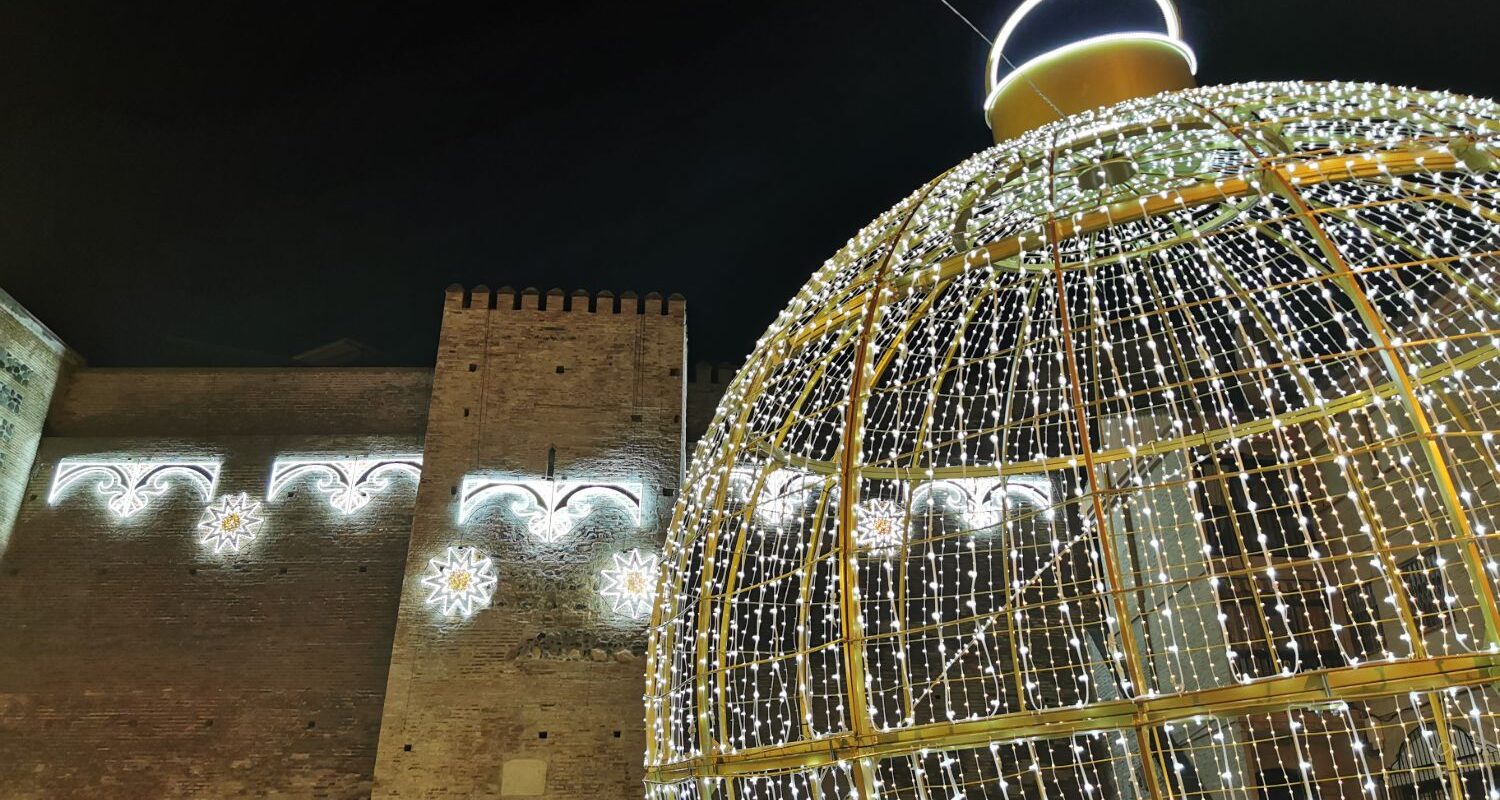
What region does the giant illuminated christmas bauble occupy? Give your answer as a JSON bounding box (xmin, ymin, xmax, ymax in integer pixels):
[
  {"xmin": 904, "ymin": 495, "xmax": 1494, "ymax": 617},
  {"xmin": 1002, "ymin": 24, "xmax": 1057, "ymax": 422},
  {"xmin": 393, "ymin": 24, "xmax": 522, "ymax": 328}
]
[{"xmin": 647, "ymin": 2, "xmax": 1500, "ymax": 797}]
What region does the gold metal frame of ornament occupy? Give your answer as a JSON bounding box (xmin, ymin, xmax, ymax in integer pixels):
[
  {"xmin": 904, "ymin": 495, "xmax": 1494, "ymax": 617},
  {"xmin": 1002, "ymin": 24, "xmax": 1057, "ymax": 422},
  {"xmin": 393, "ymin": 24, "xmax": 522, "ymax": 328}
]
[
  {"xmin": 645, "ymin": 9, "xmax": 1500, "ymax": 796},
  {"xmin": 649, "ymin": 133, "xmax": 1500, "ymax": 799}
]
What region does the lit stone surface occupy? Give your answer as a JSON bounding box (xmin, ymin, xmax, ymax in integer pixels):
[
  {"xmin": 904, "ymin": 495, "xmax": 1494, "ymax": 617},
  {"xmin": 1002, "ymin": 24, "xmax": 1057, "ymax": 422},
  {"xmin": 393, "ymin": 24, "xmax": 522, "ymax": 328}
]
[{"xmin": 647, "ymin": 82, "xmax": 1500, "ymax": 798}]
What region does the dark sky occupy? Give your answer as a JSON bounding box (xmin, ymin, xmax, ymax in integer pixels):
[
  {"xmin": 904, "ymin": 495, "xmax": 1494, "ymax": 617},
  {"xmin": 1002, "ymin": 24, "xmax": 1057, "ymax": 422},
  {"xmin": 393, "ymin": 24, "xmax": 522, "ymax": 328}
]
[{"xmin": 3, "ymin": 0, "xmax": 1497, "ymax": 367}]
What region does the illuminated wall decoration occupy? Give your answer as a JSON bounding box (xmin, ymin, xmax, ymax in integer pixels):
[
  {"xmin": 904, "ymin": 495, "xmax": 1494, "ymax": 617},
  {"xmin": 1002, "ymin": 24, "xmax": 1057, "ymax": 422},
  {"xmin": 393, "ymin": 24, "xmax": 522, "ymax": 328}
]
[
  {"xmin": 421, "ymin": 545, "xmax": 498, "ymax": 619},
  {"xmin": 457, "ymin": 476, "xmax": 643, "ymax": 543},
  {"xmin": 267, "ymin": 455, "xmax": 422, "ymax": 515},
  {"xmin": 599, "ymin": 548, "xmax": 659, "ymax": 619},
  {"xmin": 48, "ymin": 458, "xmax": 221, "ymax": 518},
  {"xmin": 197, "ymin": 493, "xmax": 264, "ymax": 554}
]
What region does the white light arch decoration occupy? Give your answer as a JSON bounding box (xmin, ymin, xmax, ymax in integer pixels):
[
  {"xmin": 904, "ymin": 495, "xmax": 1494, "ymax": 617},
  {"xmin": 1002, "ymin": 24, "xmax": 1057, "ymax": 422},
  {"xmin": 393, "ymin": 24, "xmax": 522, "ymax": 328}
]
[
  {"xmin": 267, "ymin": 455, "xmax": 423, "ymax": 515},
  {"xmin": 910, "ymin": 474, "xmax": 1055, "ymax": 528},
  {"xmin": 982, "ymin": 0, "xmax": 1196, "ymax": 117},
  {"xmin": 599, "ymin": 548, "xmax": 659, "ymax": 619},
  {"xmin": 725, "ymin": 464, "xmax": 823, "ymax": 527},
  {"xmin": 457, "ymin": 476, "xmax": 644, "ymax": 544},
  {"xmin": 421, "ymin": 545, "xmax": 498, "ymax": 619},
  {"xmin": 198, "ymin": 493, "xmax": 265, "ymax": 554},
  {"xmin": 49, "ymin": 458, "xmax": 221, "ymax": 518}
]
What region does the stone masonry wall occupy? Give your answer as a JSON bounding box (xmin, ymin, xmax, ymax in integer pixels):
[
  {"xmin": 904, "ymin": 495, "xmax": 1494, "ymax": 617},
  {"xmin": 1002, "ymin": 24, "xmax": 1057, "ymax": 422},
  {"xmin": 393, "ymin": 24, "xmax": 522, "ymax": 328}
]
[
  {"xmin": 0, "ymin": 289, "xmax": 75, "ymax": 549},
  {"xmin": 0, "ymin": 367, "xmax": 431, "ymax": 798},
  {"xmin": 372, "ymin": 286, "xmax": 685, "ymax": 798}
]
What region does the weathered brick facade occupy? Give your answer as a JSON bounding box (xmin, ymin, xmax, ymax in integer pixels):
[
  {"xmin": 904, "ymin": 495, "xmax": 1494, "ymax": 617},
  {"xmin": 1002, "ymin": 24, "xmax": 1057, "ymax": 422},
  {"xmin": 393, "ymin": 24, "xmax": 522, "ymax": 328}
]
[
  {"xmin": 0, "ymin": 285, "xmax": 726, "ymax": 799},
  {"xmin": 371, "ymin": 286, "xmax": 686, "ymax": 798},
  {"xmin": 0, "ymin": 289, "xmax": 75, "ymax": 545}
]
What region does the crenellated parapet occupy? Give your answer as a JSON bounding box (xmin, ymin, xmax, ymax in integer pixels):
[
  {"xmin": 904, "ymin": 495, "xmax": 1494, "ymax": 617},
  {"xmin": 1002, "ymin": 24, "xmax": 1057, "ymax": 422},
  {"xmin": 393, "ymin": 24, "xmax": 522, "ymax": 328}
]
[{"xmin": 444, "ymin": 284, "xmax": 685, "ymax": 316}]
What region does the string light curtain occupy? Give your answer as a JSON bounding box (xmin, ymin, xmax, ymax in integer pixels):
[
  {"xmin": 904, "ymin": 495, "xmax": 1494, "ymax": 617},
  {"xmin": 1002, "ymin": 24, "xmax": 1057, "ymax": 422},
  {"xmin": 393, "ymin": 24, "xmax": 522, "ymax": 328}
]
[{"xmin": 646, "ymin": 82, "xmax": 1500, "ymax": 799}]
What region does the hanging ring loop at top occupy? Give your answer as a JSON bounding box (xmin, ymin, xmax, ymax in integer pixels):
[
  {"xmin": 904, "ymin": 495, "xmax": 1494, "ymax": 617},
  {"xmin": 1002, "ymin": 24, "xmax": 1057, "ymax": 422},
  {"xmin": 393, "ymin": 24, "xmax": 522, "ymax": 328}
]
[{"xmin": 983, "ymin": 0, "xmax": 1196, "ymax": 114}]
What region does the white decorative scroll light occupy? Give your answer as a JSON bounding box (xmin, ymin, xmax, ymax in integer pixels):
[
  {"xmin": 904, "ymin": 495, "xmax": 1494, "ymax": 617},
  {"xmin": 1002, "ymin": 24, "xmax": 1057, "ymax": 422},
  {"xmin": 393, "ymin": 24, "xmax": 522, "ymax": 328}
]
[
  {"xmin": 724, "ymin": 465, "xmax": 1052, "ymax": 533},
  {"xmin": 910, "ymin": 474, "xmax": 1055, "ymax": 529},
  {"xmin": 600, "ymin": 548, "xmax": 659, "ymax": 619},
  {"xmin": 725, "ymin": 464, "xmax": 822, "ymax": 526},
  {"xmin": 267, "ymin": 455, "xmax": 423, "ymax": 515},
  {"xmin": 48, "ymin": 458, "xmax": 221, "ymax": 518},
  {"xmin": 421, "ymin": 545, "xmax": 498, "ymax": 619},
  {"xmin": 457, "ymin": 476, "xmax": 644, "ymax": 543}
]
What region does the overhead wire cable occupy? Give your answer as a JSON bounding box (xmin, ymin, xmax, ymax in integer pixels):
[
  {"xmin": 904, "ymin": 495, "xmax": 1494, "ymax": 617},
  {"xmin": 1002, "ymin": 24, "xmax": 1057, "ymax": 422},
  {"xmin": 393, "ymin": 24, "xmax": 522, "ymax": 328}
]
[{"xmin": 932, "ymin": 0, "xmax": 1066, "ymax": 120}]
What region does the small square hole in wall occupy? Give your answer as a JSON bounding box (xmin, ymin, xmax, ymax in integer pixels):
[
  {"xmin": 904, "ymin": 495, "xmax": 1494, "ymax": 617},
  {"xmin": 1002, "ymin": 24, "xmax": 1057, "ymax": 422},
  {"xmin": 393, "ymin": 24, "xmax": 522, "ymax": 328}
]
[
  {"xmin": 630, "ymin": 414, "xmax": 642, "ymax": 422},
  {"xmin": 189, "ymin": 568, "xmax": 198, "ymax": 576},
  {"xmin": 451, "ymin": 486, "xmax": 458, "ymax": 496},
  {"xmin": 307, "ymin": 720, "xmax": 316, "ymax": 729},
  {"xmin": 463, "ymin": 407, "xmax": 470, "ymax": 417},
  {"xmin": 613, "ymin": 730, "xmax": 621, "ymax": 738},
  {"xmin": 555, "ymin": 365, "xmax": 565, "ymax": 374},
  {"xmin": 468, "ymin": 363, "xmax": 477, "ymax": 372},
  {"xmin": 403, "ymin": 744, "xmax": 412, "ymax": 752},
  {"xmin": 359, "ymin": 565, "xmax": 367, "ymax": 573},
  {"xmin": 669, "ymin": 367, "xmax": 681, "ymax": 377},
  {"xmin": 538, "ymin": 731, "xmax": 548, "ymax": 740},
  {"xmin": 280, "ymin": 567, "xmax": 288, "ymax": 575}
]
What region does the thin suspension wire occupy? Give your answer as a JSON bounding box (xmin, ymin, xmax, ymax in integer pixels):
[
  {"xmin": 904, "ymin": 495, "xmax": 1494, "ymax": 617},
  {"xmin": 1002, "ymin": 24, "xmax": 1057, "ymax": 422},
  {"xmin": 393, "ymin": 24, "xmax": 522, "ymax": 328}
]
[{"xmin": 931, "ymin": 0, "xmax": 1066, "ymax": 121}]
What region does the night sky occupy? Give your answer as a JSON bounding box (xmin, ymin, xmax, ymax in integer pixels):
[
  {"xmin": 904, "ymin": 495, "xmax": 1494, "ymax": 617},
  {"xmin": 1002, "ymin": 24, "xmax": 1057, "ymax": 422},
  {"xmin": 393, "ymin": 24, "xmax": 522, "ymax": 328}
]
[{"xmin": 3, "ymin": 0, "xmax": 1497, "ymax": 367}]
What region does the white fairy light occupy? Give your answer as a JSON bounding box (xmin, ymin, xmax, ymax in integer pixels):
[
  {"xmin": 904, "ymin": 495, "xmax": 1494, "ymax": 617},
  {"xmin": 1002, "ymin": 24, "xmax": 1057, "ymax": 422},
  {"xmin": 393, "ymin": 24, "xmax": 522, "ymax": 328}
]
[
  {"xmin": 645, "ymin": 75, "xmax": 1500, "ymax": 800},
  {"xmin": 420, "ymin": 546, "xmax": 498, "ymax": 619},
  {"xmin": 197, "ymin": 493, "xmax": 265, "ymax": 554},
  {"xmin": 599, "ymin": 548, "xmax": 659, "ymax": 619}
]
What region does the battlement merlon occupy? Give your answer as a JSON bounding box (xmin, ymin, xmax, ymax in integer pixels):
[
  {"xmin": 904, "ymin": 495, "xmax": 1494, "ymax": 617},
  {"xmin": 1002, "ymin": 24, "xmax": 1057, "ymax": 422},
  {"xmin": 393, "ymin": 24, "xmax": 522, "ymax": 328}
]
[
  {"xmin": 688, "ymin": 360, "xmax": 741, "ymax": 385},
  {"xmin": 443, "ymin": 284, "xmax": 685, "ymax": 316}
]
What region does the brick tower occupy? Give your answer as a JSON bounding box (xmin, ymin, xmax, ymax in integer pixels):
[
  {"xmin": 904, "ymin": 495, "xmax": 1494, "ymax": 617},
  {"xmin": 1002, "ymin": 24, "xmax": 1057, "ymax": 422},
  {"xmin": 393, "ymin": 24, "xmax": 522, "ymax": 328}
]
[{"xmin": 371, "ymin": 285, "xmax": 686, "ymax": 797}]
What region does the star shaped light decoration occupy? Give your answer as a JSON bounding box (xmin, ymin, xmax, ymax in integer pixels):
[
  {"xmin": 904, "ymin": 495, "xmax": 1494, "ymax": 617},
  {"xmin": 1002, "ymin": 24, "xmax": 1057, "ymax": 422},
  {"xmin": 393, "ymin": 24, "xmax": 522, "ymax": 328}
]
[
  {"xmin": 197, "ymin": 493, "xmax": 266, "ymax": 554},
  {"xmin": 599, "ymin": 548, "xmax": 659, "ymax": 619},
  {"xmin": 420, "ymin": 546, "xmax": 498, "ymax": 619},
  {"xmin": 852, "ymin": 498, "xmax": 906, "ymax": 555}
]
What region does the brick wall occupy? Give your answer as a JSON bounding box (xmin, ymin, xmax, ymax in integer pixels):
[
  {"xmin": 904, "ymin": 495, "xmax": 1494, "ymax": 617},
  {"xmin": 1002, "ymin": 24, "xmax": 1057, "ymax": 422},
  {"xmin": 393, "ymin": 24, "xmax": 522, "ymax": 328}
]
[
  {"xmin": 48, "ymin": 367, "xmax": 432, "ymax": 437},
  {"xmin": 0, "ymin": 283, "xmax": 692, "ymax": 799},
  {"xmin": 372, "ymin": 286, "xmax": 685, "ymax": 798},
  {"xmin": 0, "ymin": 367, "xmax": 430, "ymax": 798},
  {"xmin": 685, "ymin": 360, "xmax": 735, "ymax": 453}
]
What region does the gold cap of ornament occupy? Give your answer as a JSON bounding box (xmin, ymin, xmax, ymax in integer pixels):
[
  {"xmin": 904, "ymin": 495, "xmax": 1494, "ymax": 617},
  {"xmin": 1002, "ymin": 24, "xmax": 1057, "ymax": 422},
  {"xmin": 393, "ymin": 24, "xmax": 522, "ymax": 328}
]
[{"xmin": 984, "ymin": 0, "xmax": 1197, "ymax": 142}]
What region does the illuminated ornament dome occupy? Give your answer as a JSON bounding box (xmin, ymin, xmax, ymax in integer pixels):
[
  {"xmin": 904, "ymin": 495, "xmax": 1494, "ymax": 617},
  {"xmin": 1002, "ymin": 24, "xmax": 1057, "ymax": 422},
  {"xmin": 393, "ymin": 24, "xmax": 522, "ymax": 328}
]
[{"xmin": 648, "ymin": 2, "xmax": 1500, "ymax": 797}]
